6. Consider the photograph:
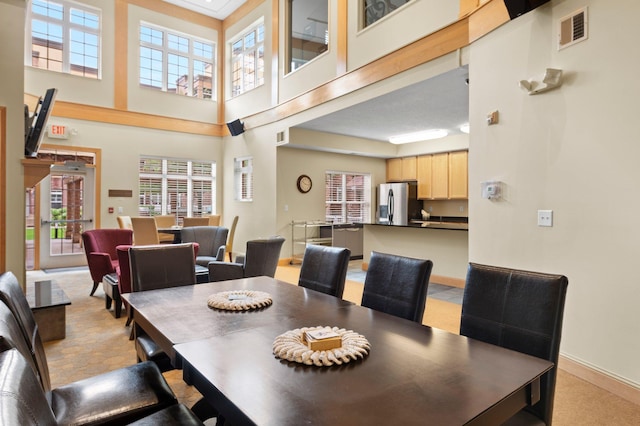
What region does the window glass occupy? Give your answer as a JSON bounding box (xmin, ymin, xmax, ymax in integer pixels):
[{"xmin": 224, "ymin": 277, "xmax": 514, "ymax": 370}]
[
  {"xmin": 325, "ymin": 172, "xmax": 371, "ymax": 224},
  {"xmin": 28, "ymin": 0, "xmax": 101, "ymax": 79},
  {"xmin": 139, "ymin": 23, "xmax": 215, "ymax": 100},
  {"xmin": 363, "ymin": 0, "xmax": 413, "ymax": 28},
  {"xmin": 230, "ymin": 22, "xmax": 265, "ymax": 97},
  {"xmin": 287, "ymin": 0, "xmax": 328, "ymax": 73},
  {"xmin": 234, "ymin": 157, "xmax": 253, "ymax": 201},
  {"xmin": 139, "ymin": 157, "xmax": 216, "ymax": 221}
]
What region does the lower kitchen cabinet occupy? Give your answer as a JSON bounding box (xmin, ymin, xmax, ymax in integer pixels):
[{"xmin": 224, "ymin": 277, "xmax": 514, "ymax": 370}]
[{"xmin": 332, "ymin": 225, "xmax": 363, "ymax": 259}]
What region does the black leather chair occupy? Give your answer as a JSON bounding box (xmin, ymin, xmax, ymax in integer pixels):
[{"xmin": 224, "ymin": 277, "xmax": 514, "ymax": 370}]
[
  {"xmin": 460, "ymin": 263, "xmax": 569, "ymax": 426},
  {"xmin": 361, "ymin": 251, "xmax": 433, "ymax": 323},
  {"xmin": 298, "ymin": 244, "xmax": 351, "ymax": 298},
  {"xmin": 0, "ymin": 336, "xmax": 203, "ymax": 425},
  {"xmin": 208, "ymin": 236, "xmax": 285, "ymax": 282},
  {"xmin": 180, "ymin": 225, "xmax": 228, "ymax": 267},
  {"xmin": 129, "ymin": 243, "xmax": 197, "ymax": 372},
  {"xmin": 0, "ymin": 272, "xmax": 182, "ymax": 425}
]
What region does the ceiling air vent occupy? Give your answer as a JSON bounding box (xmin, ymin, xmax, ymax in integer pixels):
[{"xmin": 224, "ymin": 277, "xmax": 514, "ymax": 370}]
[{"xmin": 558, "ymin": 7, "xmax": 588, "ymax": 50}]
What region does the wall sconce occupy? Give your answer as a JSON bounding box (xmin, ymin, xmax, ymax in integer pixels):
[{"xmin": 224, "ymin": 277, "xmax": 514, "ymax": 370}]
[{"xmin": 519, "ymin": 68, "xmax": 563, "ymax": 95}]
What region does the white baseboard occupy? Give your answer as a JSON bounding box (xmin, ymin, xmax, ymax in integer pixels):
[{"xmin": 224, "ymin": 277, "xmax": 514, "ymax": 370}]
[{"xmin": 559, "ymin": 354, "xmax": 640, "ymax": 406}]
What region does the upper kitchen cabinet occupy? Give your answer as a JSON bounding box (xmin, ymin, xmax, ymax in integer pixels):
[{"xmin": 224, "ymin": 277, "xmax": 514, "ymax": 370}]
[
  {"xmin": 448, "ymin": 150, "xmax": 468, "ymax": 199},
  {"xmin": 417, "ymin": 150, "xmax": 468, "ymax": 200},
  {"xmin": 386, "ymin": 157, "xmax": 417, "ymax": 182}
]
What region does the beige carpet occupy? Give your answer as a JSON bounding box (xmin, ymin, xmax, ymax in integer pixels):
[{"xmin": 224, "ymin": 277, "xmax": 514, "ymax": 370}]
[{"xmin": 27, "ymin": 266, "xmax": 639, "ymax": 425}]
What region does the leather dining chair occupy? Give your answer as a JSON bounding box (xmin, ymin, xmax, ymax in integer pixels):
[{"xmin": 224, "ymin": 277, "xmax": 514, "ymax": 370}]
[
  {"xmin": 0, "ymin": 272, "xmax": 184, "ymax": 425},
  {"xmin": 225, "ymin": 215, "xmax": 239, "ymax": 262},
  {"xmin": 129, "ymin": 243, "xmax": 197, "ymax": 372},
  {"xmin": 182, "ymin": 217, "xmax": 210, "ymax": 227},
  {"xmin": 154, "ymin": 214, "xmax": 176, "ymax": 243},
  {"xmin": 208, "ymin": 236, "xmax": 284, "ymax": 282},
  {"xmin": 81, "ymin": 228, "xmax": 133, "ymax": 296},
  {"xmin": 361, "ymin": 251, "xmax": 433, "ymax": 323},
  {"xmin": 460, "ymin": 263, "xmax": 568, "ymax": 426},
  {"xmin": 131, "ymin": 216, "xmax": 160, "ymax": 245},
  {"xmin": 298, "ymin": 244, "xmax": 351, "ymax": 298},
  {"xmin": 117, "ymin": 215, "xmax": 133, "ymax": 230}
]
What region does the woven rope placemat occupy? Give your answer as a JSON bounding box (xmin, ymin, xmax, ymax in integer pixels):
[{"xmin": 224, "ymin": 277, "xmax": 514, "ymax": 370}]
[
  {"xmin": 207, "ymin": 290, "xmax": 273, "ymax": 311},
  {"xmin": 273, "ymin": 326, "xmax": 370, "ymax": 366}
]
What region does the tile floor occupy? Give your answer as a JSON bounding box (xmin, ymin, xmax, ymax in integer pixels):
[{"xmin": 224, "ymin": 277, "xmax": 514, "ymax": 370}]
[{"xmin": 346, "ymin": 260, "xmax": 463, "ymax": 305}]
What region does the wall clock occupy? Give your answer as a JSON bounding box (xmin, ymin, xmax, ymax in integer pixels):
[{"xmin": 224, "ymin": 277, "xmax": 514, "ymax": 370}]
[{"xmin": 296, "ymin": 174, "xmax": 312, "ymax": 193}]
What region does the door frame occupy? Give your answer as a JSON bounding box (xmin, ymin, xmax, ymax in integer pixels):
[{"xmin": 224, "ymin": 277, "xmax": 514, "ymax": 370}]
[{"xmin": 30, "ymin": 144, "xmax": 101, "ymax": 270}]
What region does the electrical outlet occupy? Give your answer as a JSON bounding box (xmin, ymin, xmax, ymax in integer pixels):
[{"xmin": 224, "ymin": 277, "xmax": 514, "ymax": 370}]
[{"xmin": 537, "ymin": 210, "xmax": 553, "ymax": 227}]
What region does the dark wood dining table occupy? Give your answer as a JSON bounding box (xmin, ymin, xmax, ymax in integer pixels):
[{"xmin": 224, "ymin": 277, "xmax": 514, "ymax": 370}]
[
  {"xmin": 123, "ymin": 276, "xmax": 553, "ymax": 426},
  {"xmin": 157, "ymin": 227, "xmax": 182, "ymax": 243}
]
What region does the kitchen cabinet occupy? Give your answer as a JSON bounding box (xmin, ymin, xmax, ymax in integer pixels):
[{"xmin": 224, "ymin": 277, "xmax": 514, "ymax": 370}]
[
  {"xmin": 448, "ymin": 150, "xmax": 468, "ymax": 199},
  {"xmin": 431, "ymin": 152, "xmax": 449, "ymax": 199},
  {"xmin": 416, "ymin": 150, "xmax": 468, "ymax": 200},
  {"xmin": 333, "ymin": 226, "xmax": 363, "ymax": 259},
  {"xmin": 416, "ymin": 155, "xmax": 432, "ymax": 199},
  {"xmin": 386, "ymin": 157, "xmax": 416, "ymax": 181}
]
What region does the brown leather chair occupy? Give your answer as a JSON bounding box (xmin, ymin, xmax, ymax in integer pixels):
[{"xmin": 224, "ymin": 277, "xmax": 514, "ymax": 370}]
[
  {"xmin": 361, "ymin": 251, "xmax": 433, "ymax": 323},
  {"xmin": 460, "ymin": 263, "xmax": 568, "ymax": 426},
  {"xmin": 298, "ymin": 244, "xmax": 351, "ymax": 298},
  {"xmin": 0, "ymin": 272, "xmax": 183, "ymax": 425},
  {"xmin": 208, "ymin": 236, "xmax": 284, "ymax": 282},
  {"xmin": 81, "ymin": 228, "xmax": 133, "ymax": 296},
  {"xmin": 180, "ymin": 226, "xmax": 228, "ymax": 267}
]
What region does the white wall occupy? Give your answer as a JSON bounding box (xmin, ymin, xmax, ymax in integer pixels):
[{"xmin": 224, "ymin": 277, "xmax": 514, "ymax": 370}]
[
  {"xmin": 347, "ymin": 0, "xmax": 459, "ymax": 70},
  {"xmin": 469, "ymin": 0, "xmax": 640, "ymax": 387},
  {"xmin": 0, "ymin": 0, "xmax": 26, "ymax": 278}
]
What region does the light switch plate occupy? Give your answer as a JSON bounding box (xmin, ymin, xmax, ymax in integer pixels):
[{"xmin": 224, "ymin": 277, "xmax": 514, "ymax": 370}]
[{"xmin": 537, "ymin": 210, "xmax": 553, "ymax": 227}]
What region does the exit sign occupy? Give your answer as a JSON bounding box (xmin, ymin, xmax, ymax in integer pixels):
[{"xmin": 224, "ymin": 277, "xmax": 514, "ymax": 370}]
[{"xmin": 48, "ymin": 124, "xmax": 68, "ymax": 139}]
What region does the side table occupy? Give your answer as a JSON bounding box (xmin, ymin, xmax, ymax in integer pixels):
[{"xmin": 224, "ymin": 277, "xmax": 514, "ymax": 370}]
[{"xmin": 26, "ymin": 280, "xmax": 71, "ymax": 342}]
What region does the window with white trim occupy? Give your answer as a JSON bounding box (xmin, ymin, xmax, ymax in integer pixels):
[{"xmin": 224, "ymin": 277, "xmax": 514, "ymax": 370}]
[
  {"xmin": 286, "ymin": 0, "xmax": 328, "ymax": 73},
  {"xmin": 325, "ymin": 172, "xmax": 371, "ymax": 224},
  {"xmin": 234, "ymin": 157, "xmax": 253, "ymax": 202},
  {"xmin": 139, "ymin": 23, "xmax": 215, "ymax": 99},
  {"xmin": 138, "ymin": 157, "xmax": 216, "ymax": 223},
  {"xmin": 231, "ymin": 22, "xmax": 265, "ymax": 97},
  {"xmin": 27, "ymin": 0, "xmax": 101, "ymax": 79}
]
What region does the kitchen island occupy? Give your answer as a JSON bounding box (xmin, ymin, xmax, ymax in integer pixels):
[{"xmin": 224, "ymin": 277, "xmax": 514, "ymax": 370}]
[{"xmin": 363, "ymin": 222, "xmax": 468, "ymax": 287}]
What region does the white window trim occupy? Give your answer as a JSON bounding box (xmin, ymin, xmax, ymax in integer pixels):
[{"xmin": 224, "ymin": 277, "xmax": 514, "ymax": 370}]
[
  {"xmin": 139, "ymin": 21, "xmax": 216, "ymax": 99},
  {"xmin": 325, "ymin": 170, "xmax": 371, "ymax": 224},
  {"xmin": 234, "ymin": 156, "xmax": 253, "ymax": 202},
  {"xmin": 25, "ymin": 0, "xmax": 103, "ymax": 79}
]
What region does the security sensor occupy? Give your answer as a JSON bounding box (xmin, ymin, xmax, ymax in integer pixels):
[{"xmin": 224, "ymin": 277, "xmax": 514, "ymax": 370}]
[{"xmin": 519, "ymin": 68, "xmax": 563, "ymax": 95}]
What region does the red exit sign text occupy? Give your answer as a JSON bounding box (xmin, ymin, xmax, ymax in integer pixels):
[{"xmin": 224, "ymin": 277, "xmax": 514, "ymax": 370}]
[{"xmin": 48, "ymin": 124, "xmax": 68, "ymax": 139}]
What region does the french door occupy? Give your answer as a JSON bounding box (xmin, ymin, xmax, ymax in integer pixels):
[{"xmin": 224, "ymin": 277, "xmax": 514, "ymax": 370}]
[{"xmin": 37, "ymin": 164, "xmax": 95, "ymax": 269}]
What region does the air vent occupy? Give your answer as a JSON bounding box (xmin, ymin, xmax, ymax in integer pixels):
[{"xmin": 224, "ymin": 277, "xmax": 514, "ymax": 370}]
[
  {"xmin": 276, "ymin": 129, "xmax": 289, "ymax": 146},
  {"xmin": 558, "ymin": 7, "xmax": 588, "ymax": 50}
]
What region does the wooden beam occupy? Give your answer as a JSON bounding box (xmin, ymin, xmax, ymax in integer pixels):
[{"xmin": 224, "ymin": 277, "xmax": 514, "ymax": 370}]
[{"xmin": 52, "ymin": 101, "xmax": 223, "ymax": 136}]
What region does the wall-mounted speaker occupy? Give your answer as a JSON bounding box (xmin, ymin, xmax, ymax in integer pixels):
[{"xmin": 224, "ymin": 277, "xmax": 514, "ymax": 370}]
[
  {"xmin": 503, "ymin": 0, "xmax": 550, "ymax": 20},
  {"xmin": 226, "ymin": 119, "xmax": 245, "ymax": 136}
]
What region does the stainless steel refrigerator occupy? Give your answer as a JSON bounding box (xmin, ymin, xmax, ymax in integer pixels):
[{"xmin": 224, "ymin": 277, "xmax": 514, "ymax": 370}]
[{"xmin": 377, "ymin": 183, "xmax": 420, "ymax": 226}]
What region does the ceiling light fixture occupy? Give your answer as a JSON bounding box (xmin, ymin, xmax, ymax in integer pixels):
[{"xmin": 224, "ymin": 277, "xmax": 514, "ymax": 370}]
[
  {"xmin": 460, "ymin": 123, "xmax": 470, "ymax": 134},
  {"xmin": 389, "ymin": 129, "xmax": 448, "ymax": 144}
]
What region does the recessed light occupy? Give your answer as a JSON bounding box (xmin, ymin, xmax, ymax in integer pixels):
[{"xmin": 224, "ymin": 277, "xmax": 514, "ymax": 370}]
[
  {"xmin": 389, "ymin": 129, "xmax": 448, "ymax": 144},
  {"xmin": 460, "ymin": 123, "xmax": 470, "ymax": 134}
]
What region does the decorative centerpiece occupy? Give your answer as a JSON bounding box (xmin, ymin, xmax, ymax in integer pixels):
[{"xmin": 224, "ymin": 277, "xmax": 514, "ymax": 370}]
[
  {"xmin": 207, "ymin": 290, "xmax": 272, "ymax": 311},
  {"xmin": 273, "ymin": 326, "xmax": 370, "ymax": 367}
]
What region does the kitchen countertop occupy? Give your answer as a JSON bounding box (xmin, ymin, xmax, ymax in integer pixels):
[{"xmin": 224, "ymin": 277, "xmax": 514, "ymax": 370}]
[{"xmin": 366, "ymin": 220, "xmax": 468, "ymax": 231}]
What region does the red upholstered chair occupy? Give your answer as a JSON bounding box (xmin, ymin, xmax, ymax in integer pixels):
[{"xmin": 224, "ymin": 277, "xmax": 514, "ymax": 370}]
[{"xmin": 82, "ymin": 229, "xmax": 133, "ymax": 296}]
